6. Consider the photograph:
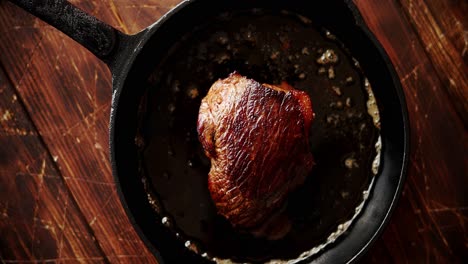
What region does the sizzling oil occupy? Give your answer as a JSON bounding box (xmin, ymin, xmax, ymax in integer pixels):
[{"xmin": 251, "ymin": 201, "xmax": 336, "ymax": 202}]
[{"xmin": 137, "ymin": 9, "xmax": 380, "ymax": 263}]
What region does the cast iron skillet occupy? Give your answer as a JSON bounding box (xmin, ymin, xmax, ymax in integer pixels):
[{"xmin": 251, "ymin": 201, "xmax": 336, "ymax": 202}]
[{"xmin": 9, "ymin": 0, "xmax": 409, "ymax": 263}]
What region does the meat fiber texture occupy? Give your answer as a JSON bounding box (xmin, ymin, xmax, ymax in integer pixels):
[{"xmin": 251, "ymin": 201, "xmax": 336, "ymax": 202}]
[{"xmin": 197, "ymin": 72, "xmax": 314, "ymax": 239}]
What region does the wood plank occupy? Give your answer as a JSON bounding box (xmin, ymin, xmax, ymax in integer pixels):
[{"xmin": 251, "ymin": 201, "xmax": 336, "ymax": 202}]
[
  {"xmin": 0, "ymin": 64, "xmax": 107, "ymax": 262},
  {"xmin": 0, "ymin": 1, "xmax": 162, "ymax": 262},
  {"xmin": 83, "ymin": 0, "xmax": 183, "ymax": 34},
  {"xmin": 354, "ymin": 0, "xmax": 467, "ymax": 262},
  {"xmin": 399, "ymin": 0, "xmax": 468, "ymax": 124},
  {"xmin": 422, "ymin": 0, "xmax": 468, "ymax": 60}
]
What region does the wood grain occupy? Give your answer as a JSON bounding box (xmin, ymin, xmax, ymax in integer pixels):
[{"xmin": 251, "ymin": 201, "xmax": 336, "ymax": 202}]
[
  {"xmin": 0, "ymin": 63, "xmax": 107, "ymax": 262},
  {"xmin": 399, "ymin": 0, "xmax": 468, "ymax": 124},
  {"xmin": 355, "ymin": 0, "xmax": 467, "ymax": 262},
  {"xmin": 0, "ymin": 0, "xmax": 466, "ymax": 263},
  {"xmin": 0, "ymin": 0, "xmax": 160, "ymax": 263}
]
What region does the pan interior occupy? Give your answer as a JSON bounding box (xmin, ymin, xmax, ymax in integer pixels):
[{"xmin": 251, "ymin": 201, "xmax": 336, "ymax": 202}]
[{"xmin": 133, "ymin": 6, "xmax": 380, "ymax": 263}]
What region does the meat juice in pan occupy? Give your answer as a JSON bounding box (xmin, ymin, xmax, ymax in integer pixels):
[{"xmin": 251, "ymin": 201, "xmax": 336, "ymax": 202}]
[{"xmin": 136, "ymin": 9, "xmax": 381, "ymax": 263}]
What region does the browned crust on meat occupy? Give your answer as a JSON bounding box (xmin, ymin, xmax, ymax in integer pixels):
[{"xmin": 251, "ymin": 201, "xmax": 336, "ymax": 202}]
[{"xmin": 197, "ymin": 72, "xmax": 314, "ymax": 237}]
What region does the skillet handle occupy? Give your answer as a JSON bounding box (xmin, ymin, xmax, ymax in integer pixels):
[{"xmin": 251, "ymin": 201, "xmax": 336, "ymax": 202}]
[{"xmin": 8, "ymin": 0, "xmax": 124, "ymax": 64}]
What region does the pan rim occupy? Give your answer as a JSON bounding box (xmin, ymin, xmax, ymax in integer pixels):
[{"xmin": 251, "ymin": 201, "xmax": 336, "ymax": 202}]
[
  {"xmin": 109, "ymin": 0, "xmax": 411, "ymax": 263},
  {"xmin": 341, "ymin": 1, "xmax": 410, "ymax": 263}
]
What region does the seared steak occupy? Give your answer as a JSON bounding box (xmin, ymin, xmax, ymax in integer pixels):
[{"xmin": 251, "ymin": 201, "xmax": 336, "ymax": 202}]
[{"xmin": 197, "ymin": 72, "xmax": 314, "ymax": 239}]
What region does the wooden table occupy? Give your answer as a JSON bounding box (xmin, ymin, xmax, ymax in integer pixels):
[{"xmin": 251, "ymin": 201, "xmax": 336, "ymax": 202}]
[{"xmin": 0, "ymin": 0, "xmax": 466, "ymax": 263}]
